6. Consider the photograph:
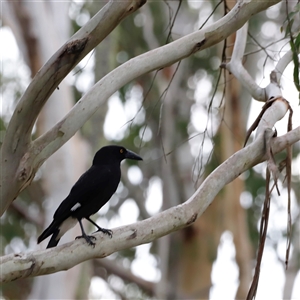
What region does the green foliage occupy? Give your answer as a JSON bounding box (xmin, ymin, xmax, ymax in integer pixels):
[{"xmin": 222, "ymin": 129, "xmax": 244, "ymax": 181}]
[
  {"xmin": 281, "ymin": 2, "xmax": 300, "ymax": 102},
  {"xmin": 244, "ymin": 168, "xmax": 266, "ymax": 247},
  {"xmin": 290, "ymin": 32, "xmax": 300, "ymax": 101}
]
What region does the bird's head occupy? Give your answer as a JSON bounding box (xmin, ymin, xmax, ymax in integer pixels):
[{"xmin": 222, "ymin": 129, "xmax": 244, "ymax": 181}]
[{"xmin": 93, "ymin": 145, "xmax": 143, "ymax": 165}]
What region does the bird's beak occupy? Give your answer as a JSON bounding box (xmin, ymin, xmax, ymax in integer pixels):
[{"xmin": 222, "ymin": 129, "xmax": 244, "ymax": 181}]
[{"xmin": 125, "ymin": 150, "xmax": 143, "ymax": 161}]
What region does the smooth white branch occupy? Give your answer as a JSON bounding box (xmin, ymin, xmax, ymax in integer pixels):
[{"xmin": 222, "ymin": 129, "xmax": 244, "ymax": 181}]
[
  {"xmin": 1, "ymin": 126, "xmax": 299, "ymax": 283},
  {"xmin": 0, "ymin": 0, "xmax": 147, "ymax": 215},
  {"xmin": 274, "ymin": 49, "xmax": 295, "ymax": 84},
  {"xmin": 256, "ymin": 97, "xmax": 290, "ymax": 138},
  {"xmin": 0, "ymin": 0, "xmax": 281, "ymax": 215},
  {"xmin": 223, "ymin": 14, "xmax": 300, "ymax": 102},
  {"xmin": 224, "ymin": 23, "xmax": 266, "ymax": 100},
  {"xmin": 32, "ymin": 0, "xmax": 281, "ymax": 171}
]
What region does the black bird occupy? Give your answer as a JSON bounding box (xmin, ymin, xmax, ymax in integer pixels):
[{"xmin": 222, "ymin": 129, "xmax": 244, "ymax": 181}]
[{"xmin": 38, "ymin": 145, "xmax": 142, "ymax": 248}]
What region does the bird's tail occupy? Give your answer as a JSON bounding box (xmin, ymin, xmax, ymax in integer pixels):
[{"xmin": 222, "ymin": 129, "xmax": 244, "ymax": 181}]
[
  {"xmin": 46, "ymin": 229, "xmax": 60, "ymax": 248},
  {"xmin": 37, "ymin": 220, "xmax": 59, "ymax": 245}
]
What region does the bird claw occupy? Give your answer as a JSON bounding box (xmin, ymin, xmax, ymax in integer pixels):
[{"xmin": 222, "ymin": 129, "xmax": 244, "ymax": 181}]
[
  {"xmin": 75, "ymin": 235, "xmax": 97, "ymax": 247},
  {"xmin": 86, "ymin": 238, "xmax": 96, "ymax": 248},
  {"xmin": 94, "ymin": 228, "xmax": 113, "ymax": 238}
]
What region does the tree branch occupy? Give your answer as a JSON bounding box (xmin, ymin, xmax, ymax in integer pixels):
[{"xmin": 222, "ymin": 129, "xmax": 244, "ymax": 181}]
[
  {"xmin": 221, "ymin": 22, "xmax": 266, "ymax": 100},
  {"xmin": 0, "ymin": 0, "xmax": 281, "ymax": 216},
  {"xmin": 221, "ymin": 15, "xmax": 300, "ymax": 102},
  {"xmin": 256, "ymin": 97, "xmax": 290, "ymax": 137},
  {"xmin": 32, "ymin": 0, "xmax": 281, "ymax": 174},
  {"xmin": 0, "ymin": 0, "xmax": 147, "ymax": 215},
  {"xmin": 274, "ymin": 49, "xmax": 295, "ymax": 84},
  {"xmin": 1, "ymin": 125, "xmax": 299, "ymax": 283},
  {"xmin": 8, "ymin": 0, "xmax": 146, "ymax": 146}
]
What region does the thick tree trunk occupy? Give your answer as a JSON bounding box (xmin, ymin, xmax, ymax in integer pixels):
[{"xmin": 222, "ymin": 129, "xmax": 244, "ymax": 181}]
[
  {"xmin": 178, "ymin": 202, "xmax": 223, "ymax": 299},
  {"xmin": 222, "ymin": 21, "xmax": 253, "ymax": 297},
  {"xmin": 221, "ymin": 72, "xmax": 253, "ymax": 298}
]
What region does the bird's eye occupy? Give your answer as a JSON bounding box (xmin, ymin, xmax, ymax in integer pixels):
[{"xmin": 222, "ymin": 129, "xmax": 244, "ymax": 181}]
[{"xmin": 120, "ymin": 149, "xmax": 124, "ymax": 154}]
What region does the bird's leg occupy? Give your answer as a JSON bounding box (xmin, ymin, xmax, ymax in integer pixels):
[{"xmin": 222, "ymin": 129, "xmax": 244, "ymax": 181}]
[
  {"xmin": 76, "ymin": 219, "xmax": 96, "ymax": 247},
  {"xmin": 86, "ymin": 217, "xmax": 113, "ymax": 238}
]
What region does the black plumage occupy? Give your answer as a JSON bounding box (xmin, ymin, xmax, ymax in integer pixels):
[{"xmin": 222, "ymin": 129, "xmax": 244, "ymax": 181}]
[{"xmin": 37, "ymin": 145, "xmax": 142, "ymax": 248}]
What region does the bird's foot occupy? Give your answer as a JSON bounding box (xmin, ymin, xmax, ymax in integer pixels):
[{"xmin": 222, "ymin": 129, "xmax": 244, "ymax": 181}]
[
  {"xmin": 75, "ymin": 234, "xmax": 96, "ymax": 247},
  {"xmin": 94, "ymin": 227, "xmax": 113, "ymax": 238}
]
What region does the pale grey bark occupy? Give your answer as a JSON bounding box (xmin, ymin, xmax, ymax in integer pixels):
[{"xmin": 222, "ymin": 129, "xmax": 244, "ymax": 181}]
[
  {"xmin": 0, "ymin": 0, "xmax": 147, "ymax": 215},
  {"xmin": 0, "ymin": 0, "xmax": 280, "ymax": 216},
  {"xmin": 1, "ymin": 0, "xmax": 299, "ymax": 288},
  {"xmin": 1, "ymin": 125, "xmax": 299, "ymax": 282},
  {"xmin": 30, "ymin": 0, "xmax": 283, "ymax": 174}
]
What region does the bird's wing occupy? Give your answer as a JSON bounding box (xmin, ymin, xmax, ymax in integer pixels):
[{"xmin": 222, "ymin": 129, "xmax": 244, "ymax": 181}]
[{"xmin": 53, "ymin": 165, "xmax": 118, "ymax": 222}]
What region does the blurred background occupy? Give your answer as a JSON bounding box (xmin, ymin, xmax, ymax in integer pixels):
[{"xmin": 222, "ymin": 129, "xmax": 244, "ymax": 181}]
[{"xmin": 0, "ymin": 1, "xmax": 299, "ymax": 299}]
